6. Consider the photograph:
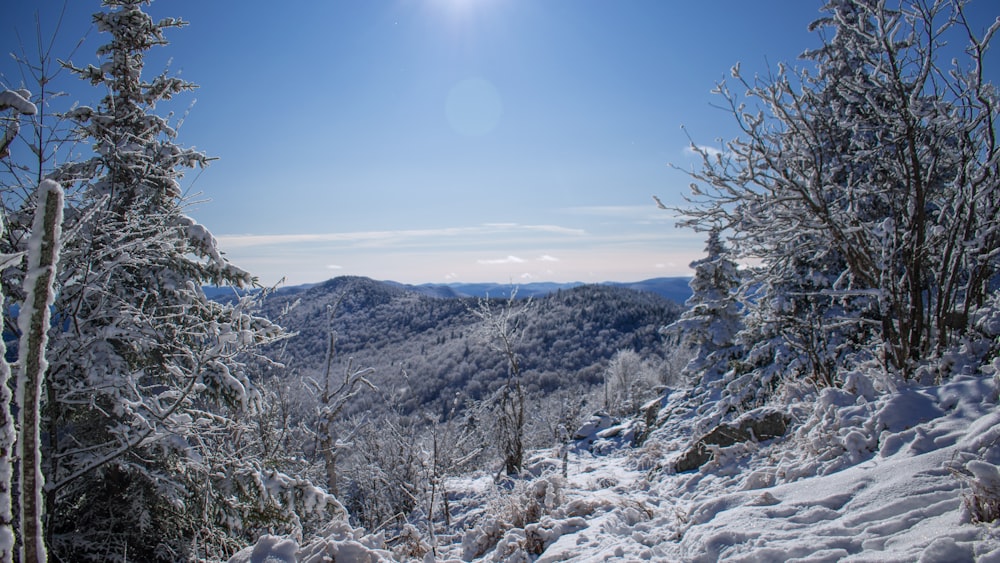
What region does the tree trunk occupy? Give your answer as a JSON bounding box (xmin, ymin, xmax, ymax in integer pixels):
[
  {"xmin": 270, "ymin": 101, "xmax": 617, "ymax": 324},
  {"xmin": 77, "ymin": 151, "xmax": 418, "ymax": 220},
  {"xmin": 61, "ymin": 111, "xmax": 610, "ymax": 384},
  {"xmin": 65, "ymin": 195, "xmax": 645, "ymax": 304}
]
[
  {"xmin": 18, "ymin": 180, "xmax": 64, "ymax": 563},
  {"xmin": 0, "ymin": 220, "xmax": 15, "ymax": 563}
]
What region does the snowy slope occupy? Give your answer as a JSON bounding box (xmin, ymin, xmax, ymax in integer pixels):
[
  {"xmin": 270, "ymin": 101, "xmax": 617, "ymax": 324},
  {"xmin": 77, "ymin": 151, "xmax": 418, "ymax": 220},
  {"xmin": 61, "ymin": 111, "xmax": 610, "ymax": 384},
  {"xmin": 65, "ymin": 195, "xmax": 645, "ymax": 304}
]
[{"xmin": 233, "ymin": 374, "xmax": 1000, "ymax": 562}]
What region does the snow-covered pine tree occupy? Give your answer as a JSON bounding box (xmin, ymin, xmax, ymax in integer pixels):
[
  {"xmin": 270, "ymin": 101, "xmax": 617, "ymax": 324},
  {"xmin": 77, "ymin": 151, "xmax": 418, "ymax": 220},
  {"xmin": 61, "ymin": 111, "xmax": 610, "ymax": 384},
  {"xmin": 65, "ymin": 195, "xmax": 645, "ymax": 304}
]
[
  {"xmin": 662, "ymin": 229, "xmax": 742, "ymax": 386},
  {"xmin": 723, "ymin": 248, "xmax": 875, "ymax": 408},
  {"xmin": 30, "ymin": 2, "xmax": 326, "ymax": 560},
  {"xmin": 679, "ymin": 0, "xmax": 1000, "ymax": 380}
]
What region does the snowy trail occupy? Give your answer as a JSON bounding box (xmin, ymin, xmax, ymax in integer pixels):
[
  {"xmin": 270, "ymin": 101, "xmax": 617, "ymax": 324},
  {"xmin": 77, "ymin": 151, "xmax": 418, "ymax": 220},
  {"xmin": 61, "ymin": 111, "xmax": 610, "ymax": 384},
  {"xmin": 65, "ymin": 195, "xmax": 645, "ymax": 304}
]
[
  {"xmin": 233, "ymin": 375, "xmax": 1000, "ymax": 562},
  {"xmin": 515, "ymin": 376, "xmax": 1000, "ymax": 562},
  {"xmin": 532, "ymin": 454, "xmax": 665, "ymax": 562}
]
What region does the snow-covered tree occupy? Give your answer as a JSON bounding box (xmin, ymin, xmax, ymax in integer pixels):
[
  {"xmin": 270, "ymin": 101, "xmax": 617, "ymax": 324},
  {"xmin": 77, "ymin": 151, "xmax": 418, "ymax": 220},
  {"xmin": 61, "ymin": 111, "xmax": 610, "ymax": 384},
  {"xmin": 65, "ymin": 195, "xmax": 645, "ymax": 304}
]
[
  {"xmin": 313, "ymin": 299, "xmax": 376, "ymax": 497},
  {"xmin": 603, "ymin": 348, "xmax": 658, "ymax": 417},
  {"xmin": 342, "ymin": 410, "xmax": 426, "ymax": 532},
  {"xmin": 680, "ymin": 0, "xmax": 1000, "ymax": 380},
  {"xmin": 470, "ymin": 291, "xmax": 531, "ymax": 475},
  {"xmin": 20, "ymin": 2, "xmax": 315, "ymax": 559},
  {"xmin": 662, "ymin": 229, "xmax": 743, "ymax": 386}
]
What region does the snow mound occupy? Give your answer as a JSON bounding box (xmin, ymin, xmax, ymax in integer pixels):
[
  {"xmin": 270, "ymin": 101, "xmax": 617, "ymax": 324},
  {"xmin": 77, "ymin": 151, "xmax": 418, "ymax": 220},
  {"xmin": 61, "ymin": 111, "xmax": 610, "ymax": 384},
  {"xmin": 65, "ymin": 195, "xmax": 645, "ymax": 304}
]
[{"xmin": 229, "ymin": 521, "xmax": 393, "ymax": 563}]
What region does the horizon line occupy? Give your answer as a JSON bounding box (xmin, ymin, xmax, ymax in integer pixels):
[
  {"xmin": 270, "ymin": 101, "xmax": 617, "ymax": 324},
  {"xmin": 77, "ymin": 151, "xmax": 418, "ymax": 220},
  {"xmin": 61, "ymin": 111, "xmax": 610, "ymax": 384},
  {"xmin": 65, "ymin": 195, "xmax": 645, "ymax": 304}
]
[{"xmin": 210, "ymin": 273, "xmax": 694, "ymax": 290}]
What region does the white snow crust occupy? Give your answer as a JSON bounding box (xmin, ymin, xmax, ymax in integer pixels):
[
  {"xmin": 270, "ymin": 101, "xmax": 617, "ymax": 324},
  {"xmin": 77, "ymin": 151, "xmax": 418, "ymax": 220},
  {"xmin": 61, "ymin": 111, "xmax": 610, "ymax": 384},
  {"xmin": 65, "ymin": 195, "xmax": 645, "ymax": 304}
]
[{"xmin": 233, "ymin": 374, "xmax": 1000, "ymax": 562}]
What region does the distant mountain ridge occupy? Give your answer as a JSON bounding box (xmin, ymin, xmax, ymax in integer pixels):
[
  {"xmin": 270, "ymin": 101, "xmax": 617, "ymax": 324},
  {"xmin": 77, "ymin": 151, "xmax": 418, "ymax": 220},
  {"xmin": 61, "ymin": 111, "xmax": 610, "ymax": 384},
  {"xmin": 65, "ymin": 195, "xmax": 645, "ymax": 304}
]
[
  {"xmin": 388, "ymin": 277, "xmax": 693, "ymax": 303},
  {"xmin": 205, "ymin": 277, "xmax": 693, "ymax": 305},
  {"xmin": 342, "ymin": 277, "xmax": 692, "ymax": 304}
]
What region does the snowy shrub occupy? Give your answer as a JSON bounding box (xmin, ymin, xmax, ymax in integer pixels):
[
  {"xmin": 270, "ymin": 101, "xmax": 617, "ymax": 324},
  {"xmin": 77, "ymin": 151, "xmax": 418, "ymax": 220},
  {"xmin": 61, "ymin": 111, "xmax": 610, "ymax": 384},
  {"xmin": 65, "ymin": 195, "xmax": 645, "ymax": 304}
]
[
  {"xmin": 968, "ymin": 292, "xmax": 1000, "ymax": 385},
  {"xmin": 635, "ymin": 438, "xmax": 673, "ymax": 473},
  {"xmin": 230, "ymin": 521, "xmax": 394, "ymax": 563},
  {"xmin": 484, "ymin": 528, "xmax": 531, "ymax": 563},
  {"xmin": 467, "ymin": 513, "xmax": 587, "ymax": 562},
  {"xmin": 460, "ymin": 475, "xmax": 565, "ymax": 561},
  {"xmin": 461, "ymin": 517, "xmax": 507, "ymax": 561},
  {"xmin": 841, "ymin": 369, "xmax": 878, "ymax": 401},
  {"xmin": 342, "ymin": 412, "xmax": 425, "ymax": 531},
  {"xmin": 524, "ymin": 517, "xmax": 587, "ymax": 555},
  {"xmin": 776, "ymin": 386, "xmax": 882, "ymax": 479},
  {"xmin": 673, "ymin": 0, "xmax": 1000, "ymax": 381},
  {"xmin": 957, "ymin": 460, "xmax": 1000, "ymax": 524},
  {"xmin": 493, "ymin": 481, "xmax": 542, "ymax": 530},
  {"xmin": 391, "ymin": 523, "xmax": 431, "ymax": 561}
]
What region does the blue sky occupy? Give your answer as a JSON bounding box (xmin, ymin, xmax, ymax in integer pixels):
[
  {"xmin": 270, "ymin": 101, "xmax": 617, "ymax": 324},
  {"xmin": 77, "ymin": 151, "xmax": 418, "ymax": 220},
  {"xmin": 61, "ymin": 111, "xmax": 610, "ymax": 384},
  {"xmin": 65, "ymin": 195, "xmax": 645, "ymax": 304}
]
[{"xmin": 3, "ymin": 1, "xmax": 998, "ymax": 286}]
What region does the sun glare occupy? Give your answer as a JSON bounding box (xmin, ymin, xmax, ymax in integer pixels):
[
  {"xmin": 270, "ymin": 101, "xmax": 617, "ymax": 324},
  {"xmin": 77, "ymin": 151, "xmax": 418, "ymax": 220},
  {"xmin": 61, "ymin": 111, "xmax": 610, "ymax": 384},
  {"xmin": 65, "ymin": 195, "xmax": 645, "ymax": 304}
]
[{"xmin": 432, "ymin": 0, "xmax": 490, "ymax": 21}]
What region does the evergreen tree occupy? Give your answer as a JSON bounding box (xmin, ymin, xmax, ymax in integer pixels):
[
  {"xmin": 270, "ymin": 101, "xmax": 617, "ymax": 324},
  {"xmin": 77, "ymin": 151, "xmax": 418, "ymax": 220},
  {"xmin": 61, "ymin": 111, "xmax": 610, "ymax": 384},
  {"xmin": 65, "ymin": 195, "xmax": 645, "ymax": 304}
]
[
  {"xmin": 663, "ymin": 229, "xmax": 742, "ymax": 385},
  {"xmin": 27, "ymin": 2, "xmax": 327, "ymax": 559}
]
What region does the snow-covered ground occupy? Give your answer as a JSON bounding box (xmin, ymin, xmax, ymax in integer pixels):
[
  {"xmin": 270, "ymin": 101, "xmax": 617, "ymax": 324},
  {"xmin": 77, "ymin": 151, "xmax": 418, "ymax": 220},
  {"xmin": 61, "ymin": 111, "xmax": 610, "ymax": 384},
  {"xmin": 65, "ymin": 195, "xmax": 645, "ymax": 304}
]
[{"xmin": 233, "ymin": 373, "xmax": 1000, "ymax": 562}]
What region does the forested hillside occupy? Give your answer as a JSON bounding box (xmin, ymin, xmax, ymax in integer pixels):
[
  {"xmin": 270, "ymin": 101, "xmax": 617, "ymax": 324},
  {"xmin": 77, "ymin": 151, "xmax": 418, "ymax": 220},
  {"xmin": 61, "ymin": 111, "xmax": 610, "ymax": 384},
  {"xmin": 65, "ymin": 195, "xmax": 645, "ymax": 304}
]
[{"xmin": 255, "ymin": 276, "xmax": 683, "ymax": 420}]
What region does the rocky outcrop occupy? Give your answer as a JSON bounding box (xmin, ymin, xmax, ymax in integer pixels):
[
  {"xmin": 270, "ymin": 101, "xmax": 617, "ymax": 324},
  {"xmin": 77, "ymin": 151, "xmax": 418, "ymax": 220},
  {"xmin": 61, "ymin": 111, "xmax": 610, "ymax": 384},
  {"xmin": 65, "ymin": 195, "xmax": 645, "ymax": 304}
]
[{"xmin": 674, "ymin": 409, "xmax": 791, "ymax": 473}]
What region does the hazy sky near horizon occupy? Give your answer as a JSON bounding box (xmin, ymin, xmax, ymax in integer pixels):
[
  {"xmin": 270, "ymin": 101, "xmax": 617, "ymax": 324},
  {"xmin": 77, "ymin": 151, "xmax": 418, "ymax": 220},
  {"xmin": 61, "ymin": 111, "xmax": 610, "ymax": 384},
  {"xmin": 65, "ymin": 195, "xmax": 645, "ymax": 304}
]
[{"xmin": 3, "ymin": 1, "xmax": 998, "ymax": 286}]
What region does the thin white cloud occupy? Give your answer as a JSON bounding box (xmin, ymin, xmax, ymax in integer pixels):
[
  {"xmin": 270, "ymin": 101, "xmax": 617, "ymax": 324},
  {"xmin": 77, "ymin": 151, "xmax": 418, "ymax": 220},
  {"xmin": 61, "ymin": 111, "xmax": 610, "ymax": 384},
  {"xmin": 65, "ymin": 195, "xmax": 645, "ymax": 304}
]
[
  {"xmin": 477, "ymin": 255, "xmax": 525, "ymax": 265},
  {"xmin": 213, "ymin": 219, "xmax": 706, "ymax": 286},
  {"xmin": 482, "ymin": 223, "xmax": 586, "ymax": 236},
  {"xmin": 520, "ymin": 225, "xmax": 585, "ymax": 235}
]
